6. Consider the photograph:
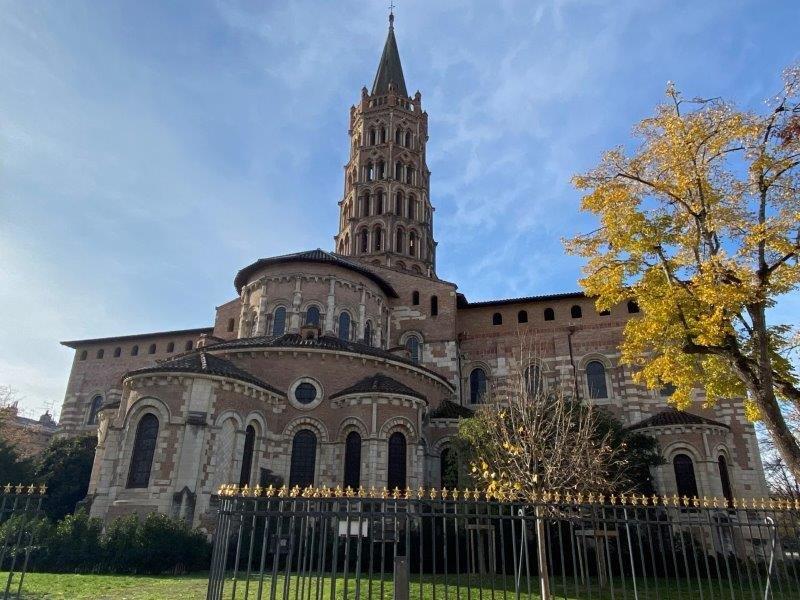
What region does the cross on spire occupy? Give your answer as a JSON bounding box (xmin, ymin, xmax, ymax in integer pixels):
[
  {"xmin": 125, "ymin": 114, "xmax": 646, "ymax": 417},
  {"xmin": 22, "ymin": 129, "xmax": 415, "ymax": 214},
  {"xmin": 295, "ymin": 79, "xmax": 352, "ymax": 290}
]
[{"xmin": 388, "ymin": 2, "xmax": 395, "ymax": 26}]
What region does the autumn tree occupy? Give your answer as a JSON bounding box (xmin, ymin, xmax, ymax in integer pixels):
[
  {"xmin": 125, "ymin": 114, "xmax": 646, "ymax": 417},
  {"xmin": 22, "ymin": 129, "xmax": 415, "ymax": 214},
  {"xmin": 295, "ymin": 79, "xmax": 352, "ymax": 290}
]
[{"xmin": 567, "ymin": 65, "xmax": 800, "ymax": 477}]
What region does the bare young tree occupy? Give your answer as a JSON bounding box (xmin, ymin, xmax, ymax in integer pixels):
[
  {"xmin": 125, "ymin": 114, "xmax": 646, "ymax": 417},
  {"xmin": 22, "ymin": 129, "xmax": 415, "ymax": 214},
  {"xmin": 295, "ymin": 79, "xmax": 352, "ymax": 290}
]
[{"xmin": 458, "ymin": 339, "xmax": 642, "ymax": 500}]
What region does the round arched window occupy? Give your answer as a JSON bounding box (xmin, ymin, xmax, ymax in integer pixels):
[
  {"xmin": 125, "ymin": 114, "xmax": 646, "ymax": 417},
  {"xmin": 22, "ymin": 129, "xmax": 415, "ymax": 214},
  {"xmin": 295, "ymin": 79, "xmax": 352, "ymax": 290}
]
[{"xmin": 295, "ymin": 383, "xmax": 317, "ymax": 405}]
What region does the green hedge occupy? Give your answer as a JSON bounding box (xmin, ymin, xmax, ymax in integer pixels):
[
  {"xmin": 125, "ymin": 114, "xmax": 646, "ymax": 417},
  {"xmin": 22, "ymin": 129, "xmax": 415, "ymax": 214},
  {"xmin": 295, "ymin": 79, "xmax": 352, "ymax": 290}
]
[{"xmin": 0, "ymin": 510, "xmax": 211, "ymax": 574}]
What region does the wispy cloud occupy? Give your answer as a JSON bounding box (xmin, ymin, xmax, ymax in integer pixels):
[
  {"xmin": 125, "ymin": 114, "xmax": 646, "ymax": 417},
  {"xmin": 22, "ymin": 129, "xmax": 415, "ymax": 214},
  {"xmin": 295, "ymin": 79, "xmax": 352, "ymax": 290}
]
[{"xmin": 0, "ymin": 0, "xmax": 798, "ymax": 416}]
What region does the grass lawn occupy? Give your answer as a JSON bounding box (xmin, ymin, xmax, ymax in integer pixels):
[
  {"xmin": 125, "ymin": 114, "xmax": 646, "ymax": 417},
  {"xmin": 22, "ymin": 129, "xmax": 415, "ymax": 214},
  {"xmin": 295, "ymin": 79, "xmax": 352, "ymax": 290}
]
[{"xmin": 2, "ymin": 571, "xmax": 796, "ymax": 599}]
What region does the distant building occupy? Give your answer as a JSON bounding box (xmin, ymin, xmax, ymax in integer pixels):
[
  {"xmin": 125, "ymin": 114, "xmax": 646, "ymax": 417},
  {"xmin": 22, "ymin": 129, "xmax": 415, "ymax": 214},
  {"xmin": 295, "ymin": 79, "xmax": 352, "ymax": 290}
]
[
  {"xmin": 56, "ymin": 15, "xmax": 768, "ymax": 528},
  {"xmin": 0, "ymin": 404, "xmax": 57, "ymax": 457}
]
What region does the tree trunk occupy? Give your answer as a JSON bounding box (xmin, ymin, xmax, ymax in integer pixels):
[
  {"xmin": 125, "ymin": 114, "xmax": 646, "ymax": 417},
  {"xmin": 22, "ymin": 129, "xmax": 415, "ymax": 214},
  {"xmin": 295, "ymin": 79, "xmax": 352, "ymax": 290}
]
[
  {"xmin": 755, "ymin": 388, "xmax": 800, "ymax": 482},
  {"xmin": 748, "ymin": 303, "xmax": 800, "ymax": 482}
]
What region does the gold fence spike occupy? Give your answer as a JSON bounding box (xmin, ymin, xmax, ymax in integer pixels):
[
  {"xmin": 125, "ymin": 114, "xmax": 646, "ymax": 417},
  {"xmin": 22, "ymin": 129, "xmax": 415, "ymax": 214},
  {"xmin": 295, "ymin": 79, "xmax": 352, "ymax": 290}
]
[
  {"xmin": 15, "ymin": 484, "xmax": 24, "ymax": 494},
  {"xmin": 441, "ymin": 487, "xmax": 449, "ymax": 500},
  {"xmin": 3, "ymin": 484, "xmax": 11, "ymax": 494},
  {"xmin": 39, "ymin": 483, "xmax": 47, "ymax": 495},
  {"xmin": 429, "ymin": 487, "xmax": 438, "ymax": 500},
  {"xmin": 278, "ymin": 485, "xmax": 287, "ymax": 498}
]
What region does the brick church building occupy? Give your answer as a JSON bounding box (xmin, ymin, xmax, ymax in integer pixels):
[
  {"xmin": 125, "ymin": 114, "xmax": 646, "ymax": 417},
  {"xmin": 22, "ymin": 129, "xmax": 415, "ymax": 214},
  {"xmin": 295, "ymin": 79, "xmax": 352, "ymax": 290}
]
[{"xmin": 57, "ymin": 15, "xmax": 768, "ymax": 526}]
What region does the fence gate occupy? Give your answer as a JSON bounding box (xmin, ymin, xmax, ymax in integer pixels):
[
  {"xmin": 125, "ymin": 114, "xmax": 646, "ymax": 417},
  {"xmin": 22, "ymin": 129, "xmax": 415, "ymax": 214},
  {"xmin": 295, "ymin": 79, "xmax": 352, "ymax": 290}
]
[
  {"xmin": 207, "ymin": 487, "xmax": 800, "ymax": 600},
  {"xmin": 0, "ymin": 484, "xmax": 46, "ymax": 600}
]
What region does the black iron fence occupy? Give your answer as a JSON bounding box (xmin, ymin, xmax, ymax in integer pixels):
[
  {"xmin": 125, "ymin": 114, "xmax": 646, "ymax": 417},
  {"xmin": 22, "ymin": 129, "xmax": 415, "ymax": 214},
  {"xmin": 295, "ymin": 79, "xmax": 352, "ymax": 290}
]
[
  {"xmin": 207, "ymin": 485, "xmax": 800, "ymax": 600},
  {"xmin": 0, "ymin": 484, "xmax": 46, "ymax": 600}
]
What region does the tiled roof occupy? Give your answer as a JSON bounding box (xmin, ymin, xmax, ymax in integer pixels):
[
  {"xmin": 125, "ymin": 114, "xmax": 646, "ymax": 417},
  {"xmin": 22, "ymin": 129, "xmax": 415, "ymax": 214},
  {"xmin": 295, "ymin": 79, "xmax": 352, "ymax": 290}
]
[
  {"xmin": 204, "ymin": 333, "xmax": 455, "ymax": 391},
  {"xmin": 331, "ymin": 373, "xmax": 425, "ymax": 400},
  {"xmin": 429, "ymin": 399, "xmax": 474, "ymax": 419},
  {"xmin": 457, "ymin": 291, "xmax": 586, "ymax": 309},
  {"xmin": 126, "ymin": 352, "xmax": 283, "ymax": 395},
  {"xmin": 629, "ymin": 409, "xmax": 729, "ymax": 431},
  {"xmin": 61, "ymin": 327, "xmax": 213, "ymax": 349},
  {"xmin": 372, "ymin": 19, "xmax": 407, "ymax": 97},
  {"xmin": 234, "ymin": 249, "xmax": 397, "ymax": 297}
]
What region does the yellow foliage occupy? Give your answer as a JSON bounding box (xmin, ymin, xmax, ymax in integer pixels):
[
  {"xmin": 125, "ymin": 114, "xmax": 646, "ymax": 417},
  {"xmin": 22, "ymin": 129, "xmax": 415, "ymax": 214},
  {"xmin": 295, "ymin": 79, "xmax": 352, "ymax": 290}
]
[{"xmin": 566, "ymin": 73, "xmax": 800, "ymax": 421}]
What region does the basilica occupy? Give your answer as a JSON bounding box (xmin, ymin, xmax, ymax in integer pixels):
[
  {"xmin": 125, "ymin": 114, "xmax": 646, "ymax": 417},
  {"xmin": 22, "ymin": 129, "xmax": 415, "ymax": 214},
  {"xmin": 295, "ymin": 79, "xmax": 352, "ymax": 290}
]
[{"xmin": 57, "ymin": 15, "xmax": 768, "ymax": 527}]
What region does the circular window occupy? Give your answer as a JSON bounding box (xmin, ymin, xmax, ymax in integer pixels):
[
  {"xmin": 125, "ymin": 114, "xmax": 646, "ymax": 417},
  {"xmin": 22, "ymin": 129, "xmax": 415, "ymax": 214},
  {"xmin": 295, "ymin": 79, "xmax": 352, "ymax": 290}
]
[{"xmin": 295, "ymin": 383, "xmax": 317, "ymax": 405}]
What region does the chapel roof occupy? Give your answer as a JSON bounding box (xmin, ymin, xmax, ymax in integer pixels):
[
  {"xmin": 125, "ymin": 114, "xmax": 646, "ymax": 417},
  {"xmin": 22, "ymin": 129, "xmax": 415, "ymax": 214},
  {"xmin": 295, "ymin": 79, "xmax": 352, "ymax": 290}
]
[
  {"xmin": 456, "ymin": 291, "xmax": 586, "ymax": 309},
  {"xmin": 203, "ymin": 333, "xmax": 454, "ymax": 390},
  {"xmin": 371, "ymin": 14, "xmax": 407, "ymax": 97},
  {"xmin": 330, "ymin": 373, "xmax": 426, "ymax": 400},
  {"xmin": 126, "ymin": 351, "xmax": 283, "ymax": 395},
  {"xmin": 628, "ymin": 409, "xmax": 729, "ymax": 431},
  {"xmin": 429, "ymin": 399, "xmax": 474, "ymax": 419},
  {"xmin": 234, "ymin": 249, "xmax": 398, "ymax": 297},
  {"xmin": 61, "ymin": 327, "xmax": 214, "ymax": 349}
]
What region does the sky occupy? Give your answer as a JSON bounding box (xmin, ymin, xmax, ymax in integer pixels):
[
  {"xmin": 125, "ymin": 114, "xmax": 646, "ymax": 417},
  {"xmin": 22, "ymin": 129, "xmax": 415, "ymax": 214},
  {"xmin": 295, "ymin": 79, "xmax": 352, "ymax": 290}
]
[{"xmin": 1, "ymin": 0, "xmax": 798, "ymax": 418}]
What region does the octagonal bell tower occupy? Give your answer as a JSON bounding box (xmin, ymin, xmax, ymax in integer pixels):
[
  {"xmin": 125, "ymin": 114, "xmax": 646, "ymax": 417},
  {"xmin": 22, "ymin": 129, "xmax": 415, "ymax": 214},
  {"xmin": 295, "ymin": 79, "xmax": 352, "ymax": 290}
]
[{"xmin": 334, "ymin": 13, "xmax": 436, "ymax": 277}]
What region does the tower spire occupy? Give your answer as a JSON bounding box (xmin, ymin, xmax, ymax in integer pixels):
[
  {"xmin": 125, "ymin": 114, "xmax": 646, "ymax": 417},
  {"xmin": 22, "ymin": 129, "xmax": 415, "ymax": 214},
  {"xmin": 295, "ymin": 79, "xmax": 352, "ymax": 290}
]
[{"xmin": 372, "ymin": 5, "xmax": 407, "ymax": 97}]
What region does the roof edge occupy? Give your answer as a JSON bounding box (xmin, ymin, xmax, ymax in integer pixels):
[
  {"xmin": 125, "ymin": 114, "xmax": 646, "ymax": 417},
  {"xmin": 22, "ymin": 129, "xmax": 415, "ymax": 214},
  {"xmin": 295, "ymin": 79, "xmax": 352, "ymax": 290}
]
[{"xmin": 61, "ymin": 327, "xmax": 214, "ymax": 349}]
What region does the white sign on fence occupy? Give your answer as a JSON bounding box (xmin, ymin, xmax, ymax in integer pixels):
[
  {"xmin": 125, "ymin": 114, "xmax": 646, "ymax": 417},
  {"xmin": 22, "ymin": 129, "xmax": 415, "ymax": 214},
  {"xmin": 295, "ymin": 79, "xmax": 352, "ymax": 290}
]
[{"xmin": 338, "ymin": 519, "xmax": 369, "ymax": 537}]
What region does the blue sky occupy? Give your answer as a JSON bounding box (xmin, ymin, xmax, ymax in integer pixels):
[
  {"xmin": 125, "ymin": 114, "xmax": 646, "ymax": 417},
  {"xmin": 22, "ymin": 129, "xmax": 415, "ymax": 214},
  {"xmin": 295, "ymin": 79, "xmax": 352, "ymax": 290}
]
[{"xmin": 1, "ymin": 0, "xmax": 798, "ymax": 417}]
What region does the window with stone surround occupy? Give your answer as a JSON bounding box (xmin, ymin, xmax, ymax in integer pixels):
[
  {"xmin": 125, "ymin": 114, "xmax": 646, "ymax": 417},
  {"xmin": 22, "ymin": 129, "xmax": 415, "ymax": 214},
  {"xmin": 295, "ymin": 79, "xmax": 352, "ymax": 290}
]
[
  {"xmin": 586, "ymin": 361, "xmax": 608, "ymax": 399},
  {"xmin": 272, "ymin": 307, "xmax": 287, "ymax": 336},
  {"xmin": 404, "ymin": 335, "xmax": 421, "ymax": 364},
  {"xmin": 344, "ymin": 431, "xmax": 362, "ymax": 489},
  {"xmin": 148, "ymin": 343, "xmax": 156, "ymax": 354},
  {"xmin": 492, "ymin": 312, "xmax": 502, "ymax": 326},
  {"xmin": 430, "ymin": 295, "xmax": 438, "ymax": 316},
  {"xmin": 544, "ymin": 308, "xmax": 555, "ymax": 321},
  {"xmin": 412, "ymin": 291, "xmax": 419, "ymax": 305},
  {"xmin": 718, "ymin": 455, "xmax": 734, "ymax": 506},
  {"xmin": 239, "ymin": 425, "xmax": 256, "ymax": 488},
  {"xmin": 96, "ymin": 349, "xmax": 104, "ymax": 359},
  {"xmin": 338, "ymin": 312, "xmax": 352, "ymax": 341},
  {"xmin": 387, "ymin": 432, "xmax": 407, "ymax": 491},
  {"xmin": 570, "ymin": 305, "xmax": 582, "ymax": 319},
  {"xmin": 79, "ymin": 350, "xmax": 87, "ymax": 361},
  {"xmin": 305, "ymin": 306, "xmax": 321, "ymax": 327},
  {"xmin": 87, "ymin": 395, "xmax": 103, "ymax": 425},
  {"xmin": 673, "ymin": 453, "xmax": 699, "ymax": 501},
  {"xmin": 518, "ymin": 310, "xmax": 528, "ymax": 323},
  {"xmin": 627, "ymin": 300, "xmax": 640, "ymax": 313},
  {"xmin": 166, "ymin": 342, "xmax": 174, "ymax": 353},
  {"xmin": 469, "ymin": 368, "xmax": 487, "ymax": 403},
  {"xmin": 185, "ymin": 340, "xmax": 193, "ymax": 351},
  {"xmin": 524, "ymin": 364, "xmax": 542, "ymax": 397},
  {"xmin": 289, "ymin": 429, "xmax": 316, "ymax": 488},
  {"xmin": 227, "ymin": 318, "xmax": 235, "ymax": 332},
  {"xmin": 126, "ymin": 413, "xmax": 159, "ymax": 489},
  {"xmin": 113, "ymin": 347, "xmax": 121, "ymax": 358},
  {"xmin": 131, "ymin": 345, "xmax": 139, "ymax": 356}
]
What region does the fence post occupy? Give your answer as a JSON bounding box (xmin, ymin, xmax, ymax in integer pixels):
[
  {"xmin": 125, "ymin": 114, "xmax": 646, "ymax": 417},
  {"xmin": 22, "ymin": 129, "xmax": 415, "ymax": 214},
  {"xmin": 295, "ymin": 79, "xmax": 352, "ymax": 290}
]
[
  {"xmin": 534, "ymin": 505, "xmax": 551, "ymax": 600},
  {"xmin": 394, "ymin": 555, "xmax": 409, "ymax": 600}
]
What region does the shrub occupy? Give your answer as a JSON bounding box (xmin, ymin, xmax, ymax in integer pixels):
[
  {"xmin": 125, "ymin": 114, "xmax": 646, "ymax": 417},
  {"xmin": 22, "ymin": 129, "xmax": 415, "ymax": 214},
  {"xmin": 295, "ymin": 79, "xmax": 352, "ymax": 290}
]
[
  {"xmin": 29, "ymin": 510, "xmax": 211, "ymax": 574},
  {"xmin": 43, "ymin": 510, "xmax": 103, "ymax": 572}
]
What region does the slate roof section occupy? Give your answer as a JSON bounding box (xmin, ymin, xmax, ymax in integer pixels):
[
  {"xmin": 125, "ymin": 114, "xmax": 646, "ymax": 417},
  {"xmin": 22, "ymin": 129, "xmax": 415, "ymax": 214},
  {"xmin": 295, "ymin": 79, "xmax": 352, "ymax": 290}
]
[
  {"xmin": 61, "ymin": 327, "xmax": 213, "ymax": 349},
  {"xmin": 628, "ymin": 409, "xmax": 729, "ymax": 431},
  {"xmin": 429, "ymin": 399, "xmax": 474, "ymax": 419},
  {"xmin": 331, "ymin": 373, "xmax": 426, "ymax": 401},
  {"xmin": 204, "ymin": 334, "xmax": 454, "ymax": 390},
  {"xmin": 372, "ymin": 17, "xmax": 407, "ymax": 97},
  {"xmin": 126, "ymin": 352, "xmax": 283, "ymax": 395},
  {"xmin": 457, "ymin": 291, "xmax": 586, "ymax": 309},
  {"xmin": 234, "ymin": 249, "xmax": 398, "ymax": 298}
]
